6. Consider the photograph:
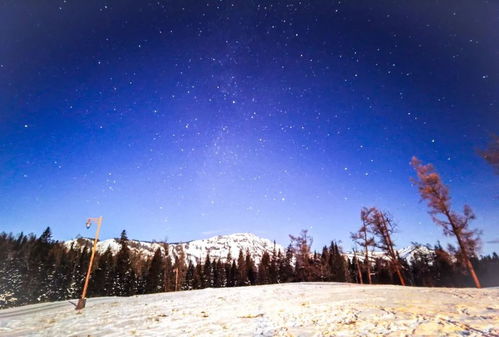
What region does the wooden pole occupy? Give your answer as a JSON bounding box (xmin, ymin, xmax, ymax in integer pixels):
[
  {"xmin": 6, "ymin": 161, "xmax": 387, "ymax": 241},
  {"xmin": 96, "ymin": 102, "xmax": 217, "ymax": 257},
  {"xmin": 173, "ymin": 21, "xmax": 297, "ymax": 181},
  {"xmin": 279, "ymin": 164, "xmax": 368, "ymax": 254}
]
[{"xmin": 76, "ymin": 216, "xmax": 103, "ymax": 310}]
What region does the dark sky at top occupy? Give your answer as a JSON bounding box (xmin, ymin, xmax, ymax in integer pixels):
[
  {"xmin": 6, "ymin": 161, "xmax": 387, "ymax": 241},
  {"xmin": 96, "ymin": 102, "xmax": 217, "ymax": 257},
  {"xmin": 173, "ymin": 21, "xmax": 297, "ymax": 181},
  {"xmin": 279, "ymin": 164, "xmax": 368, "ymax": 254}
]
[{"xmin": 1, "ymin": 1, "xmax": 498, "ymax": 252}]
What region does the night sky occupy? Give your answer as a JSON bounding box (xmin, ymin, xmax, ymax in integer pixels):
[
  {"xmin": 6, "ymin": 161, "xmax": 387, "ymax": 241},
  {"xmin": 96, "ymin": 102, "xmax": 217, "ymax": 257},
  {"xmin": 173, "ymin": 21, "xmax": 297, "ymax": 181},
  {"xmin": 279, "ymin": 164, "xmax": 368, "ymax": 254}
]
[{"xmin": 1, "ymin": 1, "xmax": 498, "ymax": 253}]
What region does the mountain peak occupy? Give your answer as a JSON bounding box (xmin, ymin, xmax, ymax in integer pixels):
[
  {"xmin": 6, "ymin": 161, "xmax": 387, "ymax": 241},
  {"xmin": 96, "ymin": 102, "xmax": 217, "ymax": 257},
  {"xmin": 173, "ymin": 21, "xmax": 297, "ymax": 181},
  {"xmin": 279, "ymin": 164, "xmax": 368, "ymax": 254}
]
[{"xmin": 65, "ymin": 232, "xmax": 284, "ymax": 265}]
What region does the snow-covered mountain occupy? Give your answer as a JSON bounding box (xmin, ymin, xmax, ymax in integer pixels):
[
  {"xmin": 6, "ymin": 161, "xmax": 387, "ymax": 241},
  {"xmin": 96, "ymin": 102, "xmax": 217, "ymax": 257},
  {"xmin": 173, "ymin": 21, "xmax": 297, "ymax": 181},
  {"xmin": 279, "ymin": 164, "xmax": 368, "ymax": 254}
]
[
  {"xmin": 343, "ymin": 245, "xmax": 434, "ymax": 263},
  {"xmin": 65, "ymin": 232, "xmax": 434, "ymax": 266},
  {"xmin": 64, "ymin": 233, "xmax": 284, "ymax": 265}
]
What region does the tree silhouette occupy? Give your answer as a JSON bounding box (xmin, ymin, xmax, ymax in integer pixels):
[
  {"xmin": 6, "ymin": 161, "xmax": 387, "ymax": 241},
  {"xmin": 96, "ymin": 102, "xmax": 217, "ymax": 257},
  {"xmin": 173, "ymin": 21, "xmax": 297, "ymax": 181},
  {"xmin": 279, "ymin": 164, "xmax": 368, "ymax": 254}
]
[
  {"xmin": 114, "ymin": 230, "xmax": 135, "ymax": 295},
  {"xmin": 258, "ymin": 251, "xmax": 271, "ymax": 284},
  {"xmin": 411, "ymin": 156, "xmax": 482, "ymax": 288},
  {"xmin": 479, "ymin": 134, "xmax": 499, "ymax": 174},
  {"xmin": 145, "ymin": 248, "xmax": 164, "ymax": 293},
  {"xmin": 289, "ymin": 230, "xmax": 315, "ymax": 281},
  {"xmin": 351, "ymin": 211, "xmax": 376, "ymax": 284},
  {"xmin": 236, "ymin": 250, "xmax": 247, "ymax": 286},
  {"xmin": 362, "ymin": 207, "xmax": 406, "ymax": 286}
]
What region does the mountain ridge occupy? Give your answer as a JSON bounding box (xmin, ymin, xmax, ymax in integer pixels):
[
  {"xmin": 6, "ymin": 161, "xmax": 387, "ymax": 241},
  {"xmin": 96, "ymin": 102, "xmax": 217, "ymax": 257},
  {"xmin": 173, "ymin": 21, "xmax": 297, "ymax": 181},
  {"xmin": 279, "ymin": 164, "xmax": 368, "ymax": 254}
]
[
  {"xmin": 64, "ymin": 232, "xmax": 434, "ymax": 265},
  {"xmin": 64, "ymin": 232, "xmax": 285, "ymax": 265}
]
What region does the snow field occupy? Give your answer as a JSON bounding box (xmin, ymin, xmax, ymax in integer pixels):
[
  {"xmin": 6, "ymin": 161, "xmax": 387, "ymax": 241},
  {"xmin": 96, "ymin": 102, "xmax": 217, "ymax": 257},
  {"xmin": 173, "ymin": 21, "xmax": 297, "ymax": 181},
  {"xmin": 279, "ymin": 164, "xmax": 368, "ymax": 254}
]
[{"xmin": 0, "ymin": 282, "xmax": 497, "ymax": 337}]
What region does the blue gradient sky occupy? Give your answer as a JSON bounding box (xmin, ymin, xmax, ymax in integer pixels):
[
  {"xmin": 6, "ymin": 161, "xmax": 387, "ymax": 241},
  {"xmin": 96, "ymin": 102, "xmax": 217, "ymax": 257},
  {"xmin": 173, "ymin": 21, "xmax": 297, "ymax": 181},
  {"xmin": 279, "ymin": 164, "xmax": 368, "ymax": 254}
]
[{"xmin": 1, "ymin": 1, "xmax": 498, "ymax": 253}]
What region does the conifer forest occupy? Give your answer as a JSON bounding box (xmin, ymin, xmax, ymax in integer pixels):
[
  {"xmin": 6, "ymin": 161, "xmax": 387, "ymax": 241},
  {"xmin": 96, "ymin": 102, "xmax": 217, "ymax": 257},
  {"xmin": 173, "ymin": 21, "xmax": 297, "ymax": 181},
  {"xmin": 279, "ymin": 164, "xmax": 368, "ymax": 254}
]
[{"xmin": 1, "ymin": 226, "xmax": 498, "ymax": 310}]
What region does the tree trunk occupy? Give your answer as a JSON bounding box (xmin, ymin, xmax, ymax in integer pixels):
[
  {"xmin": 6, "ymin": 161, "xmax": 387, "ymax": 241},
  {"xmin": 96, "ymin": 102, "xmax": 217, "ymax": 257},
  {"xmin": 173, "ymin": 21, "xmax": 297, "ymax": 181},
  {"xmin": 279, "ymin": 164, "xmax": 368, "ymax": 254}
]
[
  {"xmin": 446, "ymin": 212, "xmax": 481, "ymax": 288},
  {"xmin": 462, "ymin": 255, "xmax": 481, "ymax": 288},
  {"xmin": 380, "ymin": 215, "xmax": 406, "ymax": 286},
  {"xmin": 363, "ymin": 231, "xmax": 372, "ymax": 285},
  {"xmin": 354, "ymin": 252, "xmax": 363, "ymax": 284},
  {"xmin": 175, "ymin": 267, "xmax": 179, "ymax": 291}
]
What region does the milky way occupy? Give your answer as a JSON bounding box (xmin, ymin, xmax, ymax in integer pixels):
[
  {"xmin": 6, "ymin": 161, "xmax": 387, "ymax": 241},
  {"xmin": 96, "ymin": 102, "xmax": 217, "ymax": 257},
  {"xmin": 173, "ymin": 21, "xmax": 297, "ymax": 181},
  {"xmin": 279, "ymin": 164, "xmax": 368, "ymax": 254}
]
[{"xmin": 1, "ymin": 1, "xmax": 498, "ymax": 252}]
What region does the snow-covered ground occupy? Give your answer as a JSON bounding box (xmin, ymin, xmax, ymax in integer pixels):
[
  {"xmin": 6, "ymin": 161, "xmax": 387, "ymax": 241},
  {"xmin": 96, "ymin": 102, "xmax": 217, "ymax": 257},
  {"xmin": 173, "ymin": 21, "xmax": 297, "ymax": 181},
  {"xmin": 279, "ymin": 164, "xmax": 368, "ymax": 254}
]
[{"xmin": 0, "ymin": 283, "xmax": 497, "ymax": 337}]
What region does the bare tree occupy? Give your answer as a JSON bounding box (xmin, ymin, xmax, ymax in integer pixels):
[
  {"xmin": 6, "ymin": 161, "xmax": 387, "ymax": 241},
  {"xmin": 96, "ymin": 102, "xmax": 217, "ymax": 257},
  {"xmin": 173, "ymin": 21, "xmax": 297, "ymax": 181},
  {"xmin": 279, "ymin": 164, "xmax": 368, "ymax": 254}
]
[
  {"xmin": 289, "ymin": 229, "xmax": 315, "ymax": 281},
  {"xmin": 351, "ymin": 211, "xmax": 375, "ymax": 284},
  {"xmin": 411, "ymin": 156, "xmax": 482, "ymax": 288},
  {"xmin": 362, "ymin": 207, "xmax": 406, "ymax": 286},
  {"xmin": 478, "ymin": 134, "xmax": 499, "ymax": 174}
]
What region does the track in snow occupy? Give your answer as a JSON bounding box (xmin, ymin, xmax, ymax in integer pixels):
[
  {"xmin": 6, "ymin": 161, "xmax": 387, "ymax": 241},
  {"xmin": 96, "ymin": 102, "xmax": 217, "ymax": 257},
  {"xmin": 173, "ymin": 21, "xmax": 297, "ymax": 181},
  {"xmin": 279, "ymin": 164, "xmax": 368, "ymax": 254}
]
[{"xmin": 0, "ymin": 297, "xmax": 118, "ymax": 320}]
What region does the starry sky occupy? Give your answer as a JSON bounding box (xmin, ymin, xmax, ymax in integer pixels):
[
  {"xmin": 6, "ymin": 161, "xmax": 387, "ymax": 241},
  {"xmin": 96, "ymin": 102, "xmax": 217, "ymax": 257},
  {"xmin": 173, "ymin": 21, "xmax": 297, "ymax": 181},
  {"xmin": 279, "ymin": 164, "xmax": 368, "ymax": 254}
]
[{"xmin": 1, "ymin": 1, "xmax": 498, "ymax": 253}]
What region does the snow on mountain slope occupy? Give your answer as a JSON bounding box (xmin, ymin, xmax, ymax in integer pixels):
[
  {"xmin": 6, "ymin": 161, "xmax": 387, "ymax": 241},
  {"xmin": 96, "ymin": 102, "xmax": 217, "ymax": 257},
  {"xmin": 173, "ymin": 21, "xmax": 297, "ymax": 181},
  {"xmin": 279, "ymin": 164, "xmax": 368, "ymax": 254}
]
[
  {"xmin": 65, "ymin": 233, "xmax": 284, "ymax": 264},
  {"xmin": 397, "ymin": 244, "xmax": 434, "ymax": 261},
  {"xmin": 343, "ymin": 244, "xmax": 434, "ymax": 263},
  {"xmin": 65, "ymin": 232, "xmax": 434, "ymax": 266},
  {"xmin": 179, "ymin": 232, "xmax": 282, "ymax": 264},
  {"xmin": 1, "ymin": 283, "xmax": 497, "ymax": 337}
]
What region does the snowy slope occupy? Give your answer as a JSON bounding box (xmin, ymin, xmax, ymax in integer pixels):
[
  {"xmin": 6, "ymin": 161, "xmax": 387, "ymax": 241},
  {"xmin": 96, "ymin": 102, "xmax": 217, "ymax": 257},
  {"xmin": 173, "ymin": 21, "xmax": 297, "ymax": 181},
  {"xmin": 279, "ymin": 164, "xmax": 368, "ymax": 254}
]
[
  {"xmin": 65, "ymin": 233, "xmax": 284, "ymax": 264},
  {"xmin": 1, "ymin": 283, "xmax": 497, "ymax": 337},
  {"xmin": 179, "ymin": 232, "xmax": 282, "ymax": 264},
  {"xmin": 343, "ymin": 244, "xmax": 434, "ymax": 263}
]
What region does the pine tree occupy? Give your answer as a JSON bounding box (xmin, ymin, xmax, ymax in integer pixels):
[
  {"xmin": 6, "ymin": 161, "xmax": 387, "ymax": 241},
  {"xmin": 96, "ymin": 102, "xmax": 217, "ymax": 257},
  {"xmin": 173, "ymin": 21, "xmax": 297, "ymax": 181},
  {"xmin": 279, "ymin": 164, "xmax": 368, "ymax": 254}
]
[
  {"xmin": 145, "ymin": 248, "xmax": 164, "ymax": 293},
  {"xmin": 330, "ymin": 242, "xmax": 347, "ymax": 282},
  {"xmin": 373, "ymin": 258, "xmax": 392, "ymax": 284},
  {"xmin": 278, "ymin": 245, "xmax": 294, "ymax": 283},
  {"xmin": 0, "ymin": 233, "xmax": 25, "ymax": 308},
  {"xmin": 90, "ymin": 247, "xmax": 114, "ymax": 296},
  {"xmin": 114, "ymin": 230, "xmax": 134, "ymax": 296},
  {"xmin": 60, "ymin": 243, "xmax": 80, "ymax": 299},
  {"xmin": 27, "ymin": 227, "xmax": 56, "ymax": 303},
  {"xmin": 477, "ymin": 252, "xmax": 499, "ymax": 287},
  {"xmin": 49, "ymin": 245, "xmax": 75, "ymax": 300},
  {"xmin": 213, "ymin": 260, "xmax": 225, "ymax": 287},
  {"xmin": 203, "ymin": 254, "xmax": 213, "ymax": 288},
  {"xmin": 245, "ymin": 250, "xmax": 256, "ymax": 285},
  {"xmin": 229, "ymin": 260, "xmax": 237, "ymax": 287},
  {"xmin": 269, "ymin": 246, "xmax": 278, "ymax": 284},
  {"xmin": 258, "ymin": 251, "xmax": 271, "ymax": 284},
  {"xmin": 193, "ymin": 262, "xmax": 203, "ymax": 289},
  {"xmin": 184, "ymin": 261, "xmax": 195, "ymax": 290},
  {"xmin": 224, "ymin": 253, "xmax": 234, "ymax": 287},
  {"xmin": 72, "ymin": 246, "xmax": 90, "ymax": 298},
  {"xmin": 432, "ymin": 243, "xmax": 456, "ymax": 287},
  {"xmin": 409, "ymin": 243, "xmax": 434, "ymax": 287},
  {"xmin": 236, "ymin": 250, "xmax": 247, "ymax": 286}
]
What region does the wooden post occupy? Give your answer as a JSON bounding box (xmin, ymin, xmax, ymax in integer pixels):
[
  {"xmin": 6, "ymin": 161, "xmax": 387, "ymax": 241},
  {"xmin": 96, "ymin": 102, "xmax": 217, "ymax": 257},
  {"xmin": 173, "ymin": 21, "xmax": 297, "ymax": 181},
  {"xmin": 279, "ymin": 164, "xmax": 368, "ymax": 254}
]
[{"xmin": 76, "ymin": 216, "xmax": 103, "ymax": 310}]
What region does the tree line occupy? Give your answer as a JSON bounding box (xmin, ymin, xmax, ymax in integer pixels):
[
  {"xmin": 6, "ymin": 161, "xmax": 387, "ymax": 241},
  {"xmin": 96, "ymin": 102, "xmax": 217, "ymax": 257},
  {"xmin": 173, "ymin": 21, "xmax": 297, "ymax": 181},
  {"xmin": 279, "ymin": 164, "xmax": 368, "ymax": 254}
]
[{"xmin": 1, "ymin": 226, "xmax": 498, "ymax": 310}]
